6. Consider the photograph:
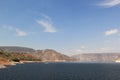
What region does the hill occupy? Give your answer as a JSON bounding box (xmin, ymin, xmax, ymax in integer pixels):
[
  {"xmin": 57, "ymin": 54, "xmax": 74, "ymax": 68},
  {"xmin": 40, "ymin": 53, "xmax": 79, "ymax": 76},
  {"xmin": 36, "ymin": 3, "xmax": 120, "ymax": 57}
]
[
  {"xmin": 0, "ymin": 46, "xmax": 36, "ymax": 54},
  {"xmin": 34, "ymin": 49, "xmax": 71, "ymax": 62},
  {"xmin": 0, "ymin": 50, "xmax": 41, "ymax": 61},
  {"xmin": 0, "ymin": 46, "xmax": 71, "ymax": 62},
  {"xmin": 72, "ymin": 53, "xmax": 120, "ymax": 62},
  {"xmin": 0, "ymin": 50, "xmax": 41, "ymax": 67}
]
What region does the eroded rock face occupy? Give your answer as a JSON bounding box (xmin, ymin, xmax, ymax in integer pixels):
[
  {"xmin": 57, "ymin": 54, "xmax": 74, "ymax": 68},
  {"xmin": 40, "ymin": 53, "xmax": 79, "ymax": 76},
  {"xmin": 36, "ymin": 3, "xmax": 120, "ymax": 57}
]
[{"xmin": 72, "ymin": 53, "xmax": 120, "ymax": 62}]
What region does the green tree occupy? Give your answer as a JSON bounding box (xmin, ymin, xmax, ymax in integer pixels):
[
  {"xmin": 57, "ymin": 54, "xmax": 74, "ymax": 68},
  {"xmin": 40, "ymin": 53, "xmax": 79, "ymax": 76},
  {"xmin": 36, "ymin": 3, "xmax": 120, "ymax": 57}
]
[{"xmin": 11, "ymin": 57, "xmax": 20, "ymax": 62}]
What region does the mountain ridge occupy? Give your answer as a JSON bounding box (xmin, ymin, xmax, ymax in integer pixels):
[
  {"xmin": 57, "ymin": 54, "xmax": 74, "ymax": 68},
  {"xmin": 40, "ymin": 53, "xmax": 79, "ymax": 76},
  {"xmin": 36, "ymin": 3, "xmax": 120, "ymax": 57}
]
[
  {"xmin": 1, "ymin": 46, "xmax": 120, "ymax": 62},
  {"xmin": 72, "ymin": 53, "xmax": 120, "ymax": 62},
  {"xmin": 35, "ymin": 49, "xmax": 71, "ymax": 61},
  {"xmin": 0, "ymin": 46, "xmax": 36, "ymax": 54},
  {"xmin": 0, "ymin": 46, "xmax": 71, "ymax": 62}
]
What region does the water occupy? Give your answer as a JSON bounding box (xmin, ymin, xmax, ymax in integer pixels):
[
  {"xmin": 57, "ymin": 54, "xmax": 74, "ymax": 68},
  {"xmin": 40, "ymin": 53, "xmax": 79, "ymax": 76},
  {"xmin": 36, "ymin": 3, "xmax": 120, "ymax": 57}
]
[{"xmin": 0, "ymin": 63, "xmax": 120, "ymax": 80}]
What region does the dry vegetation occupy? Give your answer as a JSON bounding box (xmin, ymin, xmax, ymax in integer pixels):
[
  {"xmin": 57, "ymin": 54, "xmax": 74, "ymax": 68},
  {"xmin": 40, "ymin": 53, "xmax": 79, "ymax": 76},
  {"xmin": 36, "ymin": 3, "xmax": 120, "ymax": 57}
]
[{"xmin": 0, "ymin": 50, "xmax": 41, "ymax": 66}]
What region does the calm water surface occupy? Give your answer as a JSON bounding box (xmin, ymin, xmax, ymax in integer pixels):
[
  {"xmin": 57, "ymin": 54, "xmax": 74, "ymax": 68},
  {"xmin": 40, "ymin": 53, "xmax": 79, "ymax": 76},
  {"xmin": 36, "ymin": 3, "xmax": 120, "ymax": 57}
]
[{"xmin": 0, "ymin": 63, "xmax": 120, "ymax": 80}]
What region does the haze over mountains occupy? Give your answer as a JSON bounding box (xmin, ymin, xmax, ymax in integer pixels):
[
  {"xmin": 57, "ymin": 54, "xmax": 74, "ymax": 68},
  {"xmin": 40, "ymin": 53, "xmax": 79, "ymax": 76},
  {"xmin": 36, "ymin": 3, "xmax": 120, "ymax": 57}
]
[
  {"xmin": 72, "ymin": 53, "xmax": 120, "ymax": 62},
  {"xmin": 0, "ymin": 46, "xmax": 120, "ymax": 62}
]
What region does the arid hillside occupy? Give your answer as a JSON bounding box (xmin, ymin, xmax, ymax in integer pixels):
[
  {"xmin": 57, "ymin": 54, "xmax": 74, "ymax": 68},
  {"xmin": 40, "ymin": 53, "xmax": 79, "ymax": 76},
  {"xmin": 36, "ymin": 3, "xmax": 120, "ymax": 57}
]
[
  {"xmin": 34, "ymin": 49, "xmax": 72, "ymax": 61},
  {"xmin": 0, "ymin": 46, "xmax": 72, "ymax": 62}
]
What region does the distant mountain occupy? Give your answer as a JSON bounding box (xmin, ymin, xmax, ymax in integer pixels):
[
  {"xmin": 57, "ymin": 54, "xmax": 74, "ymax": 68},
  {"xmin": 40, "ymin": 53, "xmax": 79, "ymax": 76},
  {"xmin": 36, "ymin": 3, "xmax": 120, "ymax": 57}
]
[
  {"xmin": 34, "ymin": 49, "xmax": 71, "ymax": 62},
  {"xmin": 0, "ymin": 46, "xmax": 36, "ymax": 54},
  {"xmin": 72, "ymin": 53, "xmax": 120, "ymax": 62}
]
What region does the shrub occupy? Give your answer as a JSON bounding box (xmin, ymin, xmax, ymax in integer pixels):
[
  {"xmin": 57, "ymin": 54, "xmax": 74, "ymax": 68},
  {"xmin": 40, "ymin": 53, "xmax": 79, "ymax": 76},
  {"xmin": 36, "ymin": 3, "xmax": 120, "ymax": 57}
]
[{"xmin": 11, "ymin": 57, "xmax": 20, "ymax": 62}]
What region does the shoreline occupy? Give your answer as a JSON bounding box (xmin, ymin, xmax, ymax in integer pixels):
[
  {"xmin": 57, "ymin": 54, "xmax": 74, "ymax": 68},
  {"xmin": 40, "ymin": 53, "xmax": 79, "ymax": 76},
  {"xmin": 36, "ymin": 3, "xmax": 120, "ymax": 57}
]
[
  {"xmin": 0, "ymin": 61, "xmax": 42, "ymax": 69},
  {"xmin": 1, "ymin": 61, "xmax": 119, "ymax": 69},
  {"xmin": 0, "ymin": 62, "xmax": 18, "ymax": 69},
  {"xmin": 0, "ymin": 65, "xmax": 6, "ymax": 69}
]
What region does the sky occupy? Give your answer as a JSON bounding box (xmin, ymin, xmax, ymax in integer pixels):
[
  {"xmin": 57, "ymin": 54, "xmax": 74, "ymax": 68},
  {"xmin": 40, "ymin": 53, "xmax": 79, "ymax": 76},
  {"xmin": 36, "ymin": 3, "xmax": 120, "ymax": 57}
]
[{"xmin": 0, "ymin": 0, "xmax": 120, "ymax": 55}]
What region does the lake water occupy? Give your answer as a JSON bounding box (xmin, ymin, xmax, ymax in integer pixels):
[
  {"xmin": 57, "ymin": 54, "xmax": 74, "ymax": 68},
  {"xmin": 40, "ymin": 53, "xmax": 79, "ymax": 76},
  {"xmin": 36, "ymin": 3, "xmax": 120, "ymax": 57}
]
[{"xmin": 0, "ymin": 62, "xmax": 120, "ymax": 80}]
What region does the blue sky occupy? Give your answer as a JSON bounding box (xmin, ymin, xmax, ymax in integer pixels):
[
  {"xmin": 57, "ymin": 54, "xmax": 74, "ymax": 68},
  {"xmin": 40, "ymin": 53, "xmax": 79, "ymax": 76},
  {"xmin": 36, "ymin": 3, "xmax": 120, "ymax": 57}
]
[{"xmin": 0, "ymin": 0, "xmax": 120, "ymax": 55}]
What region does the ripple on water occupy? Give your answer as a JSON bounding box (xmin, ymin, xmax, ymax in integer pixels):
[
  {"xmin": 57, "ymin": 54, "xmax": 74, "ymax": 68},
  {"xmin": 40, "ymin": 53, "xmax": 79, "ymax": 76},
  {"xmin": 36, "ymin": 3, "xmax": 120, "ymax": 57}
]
[{"xmin": 0, "ymin": 63, "xmax": 120, "ymax": 80}]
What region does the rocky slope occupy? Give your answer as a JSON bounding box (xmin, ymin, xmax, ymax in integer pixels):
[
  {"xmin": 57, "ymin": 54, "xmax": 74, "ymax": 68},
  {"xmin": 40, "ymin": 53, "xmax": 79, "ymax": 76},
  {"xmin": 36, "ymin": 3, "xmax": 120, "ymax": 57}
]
[
  {"xmin": 0, "ymin": 46, "xmax": 36, "ymax": 54},
  {"xmin": 0, "ymin": 46, "xmax": 71, "ymax": 62},
  {"xmin": 72, "ymin": 53, "xmax": 120, "ymax": 62},
  {"xmin": 34, "ymin": 49, "xmax": 71, "ymax": 61}
]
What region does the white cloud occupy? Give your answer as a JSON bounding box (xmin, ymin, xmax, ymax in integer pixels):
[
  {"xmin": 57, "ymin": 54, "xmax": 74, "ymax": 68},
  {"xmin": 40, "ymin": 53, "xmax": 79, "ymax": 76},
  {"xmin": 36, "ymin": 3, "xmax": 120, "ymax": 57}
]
[
  {"xmin": 1, "ymin": 25, "xmax": 27, "ymax": 37},
  {"xmin": 100, "ymin": 47, "xmax": 113, "ymax": 52},
  {"xmin": 2, "ymin": 25, "xmax": 14, "ymax": 30},
  {"xmin": 15, "ymin": 28, "xmax": 27, "ymax": 37},
  {"xmin": 69, "ymin": 49, "xmax": 83, "ymax": 55},
  {"xmin": 76, "ymin": 49, "xmax": 83, "ymax": 53},
  {"xmin": 37, "ymin": 14, "xmax": 57, "ymax": 33},
  {"xmin": 64, "ymin": 46, "xmax": 118, "ymax": 56},
  {"xmin": 98, "ymin": 0, "xmax": 120, "ymax": 7},
  {"xmin": 41, "ymin": 13, "xmax": 52, "ymax": 21},
  {"xmin": 81, "ymin": 46, "xmax": 85, "ymax": 49},
  {"xmin": 105, "ymin": 29, "xmax": 118, "ymax": 36}
]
